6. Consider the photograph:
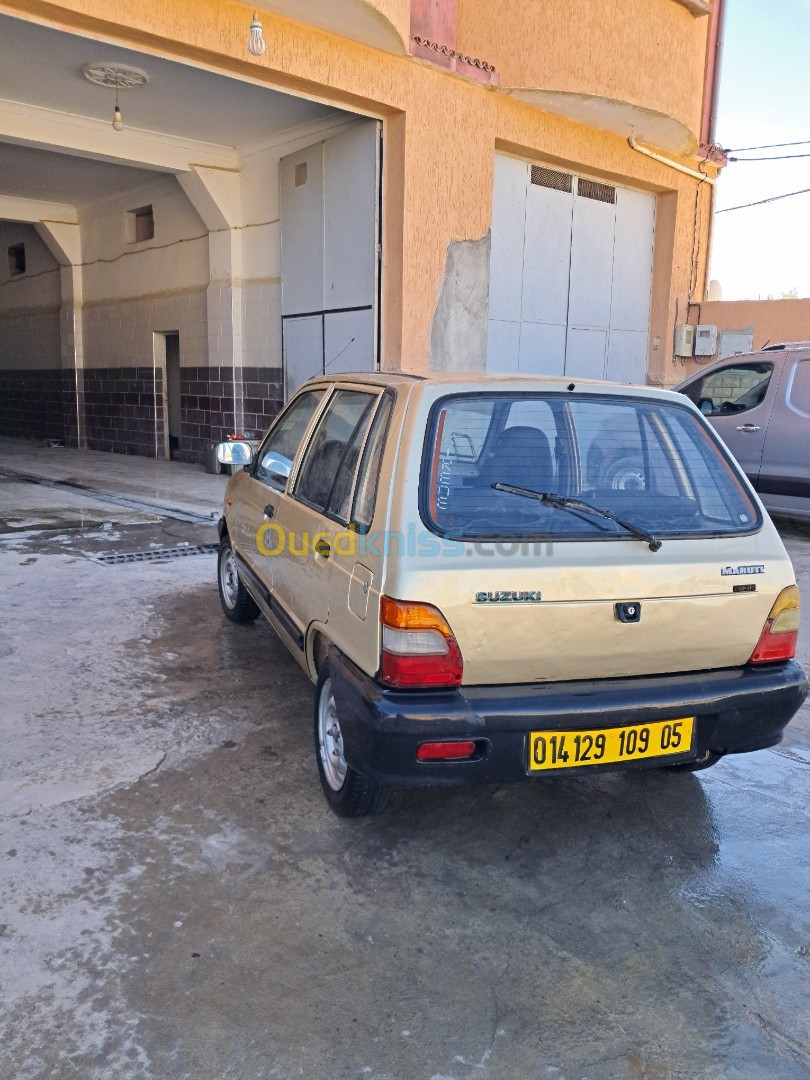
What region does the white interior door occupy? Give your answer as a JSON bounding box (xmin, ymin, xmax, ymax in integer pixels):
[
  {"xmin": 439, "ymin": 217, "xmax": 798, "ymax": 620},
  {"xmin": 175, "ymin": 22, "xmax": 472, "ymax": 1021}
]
[{"xmin": 280, "ymin": 121, "xmax": 381, "ymax": 398}]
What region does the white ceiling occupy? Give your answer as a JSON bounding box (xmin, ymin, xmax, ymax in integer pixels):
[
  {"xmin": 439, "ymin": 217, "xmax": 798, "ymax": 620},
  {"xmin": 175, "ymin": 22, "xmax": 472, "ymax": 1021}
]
[
  {"xmin": 0, "ymin": 14, "xmax": 342, "ymax": 148},
  {"xmin": 0, "ymin": 144, "xmax": 162, "ymax": 208}
]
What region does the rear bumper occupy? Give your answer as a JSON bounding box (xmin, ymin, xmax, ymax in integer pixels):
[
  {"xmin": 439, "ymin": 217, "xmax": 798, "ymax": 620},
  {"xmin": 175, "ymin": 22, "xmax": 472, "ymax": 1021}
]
[{"xmin": 329, "ymin": 649, "xmax": 808, "ymax": 788}]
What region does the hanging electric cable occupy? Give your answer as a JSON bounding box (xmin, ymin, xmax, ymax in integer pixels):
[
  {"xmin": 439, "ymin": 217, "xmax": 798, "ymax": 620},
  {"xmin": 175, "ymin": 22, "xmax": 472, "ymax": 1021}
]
[
  {"xmin": 716, "ymin": 187, "xmax": 810, "ymax": 213},
  {"xmin": 728, "ymin": 152, "xmax": 810, "ymax": 162},
  {"xmin": 725, "ymin": 139, "xmax": 810, "ymax": 152}
]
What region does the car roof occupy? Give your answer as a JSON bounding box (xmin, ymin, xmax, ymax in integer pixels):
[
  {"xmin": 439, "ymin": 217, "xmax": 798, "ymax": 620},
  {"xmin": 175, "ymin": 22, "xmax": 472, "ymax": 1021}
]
[{"xmin": 305, "ymin": 370, "xmax": 691, "ymax": 405}]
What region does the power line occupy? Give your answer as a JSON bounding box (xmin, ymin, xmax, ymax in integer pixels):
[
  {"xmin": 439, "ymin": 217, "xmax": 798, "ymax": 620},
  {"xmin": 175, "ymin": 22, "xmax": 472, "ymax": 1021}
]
[
  {"xmin": 729, "ymin": 152, "xmax": 810, "ymax": 162},
  {"xmin": 716, "ymin": 186, "xmax": 810, "ymax": 213},
  {"xmin": 725, "ymin": 139, "xmax": 810, "ymax": 152}
]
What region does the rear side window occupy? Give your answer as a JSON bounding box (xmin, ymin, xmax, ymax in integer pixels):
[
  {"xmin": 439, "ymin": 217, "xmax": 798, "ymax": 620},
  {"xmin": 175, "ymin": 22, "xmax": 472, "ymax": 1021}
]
[
  {"xmin": 295, "ymin": 390, "xmax": 376, "ymax": 517},
  {"xmin": 422, "ymin": 393, "xmax": 760, "ymax": 540},
  {"xmin": 787, "ymin": 360, "xmax": 810, "ymax": 417},
  {"xmin": 683, "ymin": 363, "xmax": 773, "ymax": 416}
]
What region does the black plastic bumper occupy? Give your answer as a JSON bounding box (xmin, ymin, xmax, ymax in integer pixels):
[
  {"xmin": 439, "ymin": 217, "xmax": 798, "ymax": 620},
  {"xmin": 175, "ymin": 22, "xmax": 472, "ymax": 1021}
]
[{"xmin": 329, "ymin": 649, "xmax": 808, "ymax": 787}]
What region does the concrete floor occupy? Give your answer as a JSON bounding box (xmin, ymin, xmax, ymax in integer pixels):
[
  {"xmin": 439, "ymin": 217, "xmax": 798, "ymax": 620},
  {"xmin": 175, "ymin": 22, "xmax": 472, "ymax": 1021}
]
[{"xmin": 0, "ymin": 443, "xmax": 808, "ymax": 1080}]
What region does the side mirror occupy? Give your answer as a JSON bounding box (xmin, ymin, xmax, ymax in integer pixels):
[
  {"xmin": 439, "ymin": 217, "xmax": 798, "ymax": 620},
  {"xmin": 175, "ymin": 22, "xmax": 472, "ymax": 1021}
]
[
  {"xmin": 217, "ymin": 441, "xmax": 254, "ymax": 466},
  {"xmin": 261, "ymin": 451, "xmax": 292, "ymax": 484}
]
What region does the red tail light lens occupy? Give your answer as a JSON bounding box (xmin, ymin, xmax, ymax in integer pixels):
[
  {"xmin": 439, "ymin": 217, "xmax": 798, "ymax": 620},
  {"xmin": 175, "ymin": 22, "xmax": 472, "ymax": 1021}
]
[
  {"xmin": 379, "ymin": 596, "xmax": 463, "ymax": 689},
  {"xmin": 749, "ymin": 585, "xmax": 800, "ymax": 664},
  {"xmin": 416, "ymin": 741, "xmax": 476, "ymax": 761}
]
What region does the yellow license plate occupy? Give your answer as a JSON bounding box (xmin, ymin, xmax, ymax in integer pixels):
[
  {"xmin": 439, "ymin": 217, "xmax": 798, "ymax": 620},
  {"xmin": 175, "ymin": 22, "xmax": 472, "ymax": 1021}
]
[{"xmin": 528, "ymin": 718, "xmax": 695, "ymax": 772}]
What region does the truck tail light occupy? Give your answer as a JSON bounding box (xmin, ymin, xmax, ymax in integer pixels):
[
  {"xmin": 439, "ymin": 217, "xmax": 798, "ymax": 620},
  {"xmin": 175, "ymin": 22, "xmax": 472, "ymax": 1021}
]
[
  {"xmin": 749, "ymin": 585, "xmax": 800, "ymax": 664},
  {"xmin": 379, "ymin": 596, "xmax": 463, "ymax": 689}
]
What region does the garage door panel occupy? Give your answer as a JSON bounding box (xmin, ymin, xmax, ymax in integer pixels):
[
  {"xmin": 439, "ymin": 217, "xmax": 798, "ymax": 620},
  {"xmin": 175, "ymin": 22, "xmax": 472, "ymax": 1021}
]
[
  {"xmin": 568, "ymin": 195, "xmax": 615, "ymax": 330},
  {"xmin": 323, "ymin": 124, "xmax": 379, "ymax": 310},
  {"xmin": 518, "ymin": 322, "xmax": 567, "ymax": 376},
  {"xmin": 280, "ymin": 146, "xmax": 324, "ymax": 316},
  {"xmin": 489, "ymin": 156, "xmax": 528, "ymax": 323},
  {"xmin": 284, "ymin": 316, "xmax": 323, "ymax": 398},
  {"xmin": 521, "ymin": 184, "xmax": 573, "ymax": 326},
  {"xmin": 607, "ymin": 330, "xmax": 648, "ymax": 384},
  {"xmin": 323, "ymin": 309, "xmax": 375, "ymax": 375},
  {"xmin": 611, "ymin": 189, "xmax": 656, "ymax": 333},
  {"xmin": 486, "ymin": 319, "xmax": 521, "ymax": 372},
  {"xmin": 565, "ymin": 328, "xmax": 607, "ymax": 380}
]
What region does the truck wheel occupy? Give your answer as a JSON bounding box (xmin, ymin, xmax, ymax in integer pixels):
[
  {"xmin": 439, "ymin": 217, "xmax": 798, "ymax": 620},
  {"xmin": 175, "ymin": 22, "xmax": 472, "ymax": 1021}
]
[
  {"xmin": 664, "ymin": 750, "xmax": 722, "ymax": 773},
  {"xmin": 314, "ymin": 665, "xmax": 389, "ymax": 817},
  {"xmin": 217, "ymin": 537, "xmax": 259, "ymax": 623}
]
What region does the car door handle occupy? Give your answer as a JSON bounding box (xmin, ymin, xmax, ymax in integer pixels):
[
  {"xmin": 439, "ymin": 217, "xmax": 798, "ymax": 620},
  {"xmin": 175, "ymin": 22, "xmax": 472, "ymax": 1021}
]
[
  {"xmin": 263, "ymin": 504, "xmax": 274, "ymax": 518},
  {"xmin": 314, "ymin": 538, "xmax": 331, "ymax": 558},
  {"xmin": 735, "ymin": 424, "xmax": 761, "ymax": 432}
]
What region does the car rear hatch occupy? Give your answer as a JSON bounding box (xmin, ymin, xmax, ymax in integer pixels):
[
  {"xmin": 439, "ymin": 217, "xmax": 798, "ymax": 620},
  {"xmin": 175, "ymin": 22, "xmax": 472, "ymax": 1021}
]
[{"xmin": 391, "ymin": 387, "xmax": 796, "ymax": 685}]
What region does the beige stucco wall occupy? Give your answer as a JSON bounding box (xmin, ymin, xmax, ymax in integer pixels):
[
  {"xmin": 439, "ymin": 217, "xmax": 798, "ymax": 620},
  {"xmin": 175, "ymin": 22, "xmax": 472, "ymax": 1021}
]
[
  {"xmin": 2, "ymin": 0, "xmax": 717, "ymax": 388},
  {"xmin": 677, "ymin": 299, "xmax": 810, "ymax": 379},
  {"xmin": 457, "ymin": 0, "xmax": 708, "ymax": 149}
]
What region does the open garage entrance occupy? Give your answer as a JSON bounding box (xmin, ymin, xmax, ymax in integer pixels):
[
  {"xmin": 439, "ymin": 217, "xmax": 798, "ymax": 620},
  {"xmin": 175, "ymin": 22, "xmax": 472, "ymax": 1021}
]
[{"xmin": 0, "ymin": 14, "xmax": 382, "ymax": 463}]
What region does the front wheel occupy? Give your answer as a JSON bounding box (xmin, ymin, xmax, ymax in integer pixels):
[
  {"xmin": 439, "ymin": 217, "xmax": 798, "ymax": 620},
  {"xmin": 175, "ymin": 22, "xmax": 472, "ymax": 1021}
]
[
  {"xmin": 217, "ymin": 537, "xmax": 260, "ymax": 623},
  {"xmin": 314, "ymin": 665, "xmax": 389, "ymax": 817}
]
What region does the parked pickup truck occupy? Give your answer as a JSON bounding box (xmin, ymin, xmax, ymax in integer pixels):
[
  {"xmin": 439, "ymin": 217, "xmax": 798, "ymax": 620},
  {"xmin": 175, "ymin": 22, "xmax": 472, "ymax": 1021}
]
[
  {"xmin": 676, "ymin": 342, "xmax": 810, "ymax": 521},
  {"xmin": 215, "ymin": 372, "xmax": 807, "ymax": 816}
]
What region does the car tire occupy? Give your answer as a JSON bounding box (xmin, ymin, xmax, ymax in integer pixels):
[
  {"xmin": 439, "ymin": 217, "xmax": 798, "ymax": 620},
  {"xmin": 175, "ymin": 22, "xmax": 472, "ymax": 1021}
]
[
  {"xmin": 663, "ymin": 750, "xmax": 722, "ymax": 773},
  {"xmin": 602, "ymin": 453, "xmax": 646, "ymax": 492},
  {"xmin": 314, "ymin": 664, "xmax": 389, "ymax": 817},
  {"xmin": 217, "ymin": 536, "xmax": 260, "ymax": 623}
]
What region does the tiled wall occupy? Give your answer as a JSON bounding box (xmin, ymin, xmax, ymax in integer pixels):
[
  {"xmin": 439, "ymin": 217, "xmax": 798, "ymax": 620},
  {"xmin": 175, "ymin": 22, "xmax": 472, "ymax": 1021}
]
[
  {"xmin": 176, "ymin": 365, "xmax": 283, "ymax": 465},
  {"xmin": 0, "ymin": 368, "xmax": 71, "ymax": 443},
  {"xmin": 82, "ymin": 367, "xmax": 164, "ymax": 456}
]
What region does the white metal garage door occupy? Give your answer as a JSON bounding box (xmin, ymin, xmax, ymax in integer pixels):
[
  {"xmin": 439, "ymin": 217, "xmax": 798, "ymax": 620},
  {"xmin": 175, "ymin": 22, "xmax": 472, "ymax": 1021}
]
[
  {"xmin": 487, "ymin": 154, "xmax": 655, "ymax": 383},
  {"xmin": 280, "ymin": 121, "xmax": 381, "ymax": 398}
]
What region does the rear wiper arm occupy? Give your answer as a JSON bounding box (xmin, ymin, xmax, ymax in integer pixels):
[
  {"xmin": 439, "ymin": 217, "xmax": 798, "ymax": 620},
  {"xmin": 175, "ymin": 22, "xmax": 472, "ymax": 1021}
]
[{"xmin": 492, "ymin": 482, "xmax": 663, "ymax": 552}]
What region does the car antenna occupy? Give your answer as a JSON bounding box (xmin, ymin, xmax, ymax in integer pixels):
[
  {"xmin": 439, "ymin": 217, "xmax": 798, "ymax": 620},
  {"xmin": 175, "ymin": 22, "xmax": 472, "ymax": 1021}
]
[{"xmin": 567, "ymin": 382, "xmax": 576, "ymax": 391}]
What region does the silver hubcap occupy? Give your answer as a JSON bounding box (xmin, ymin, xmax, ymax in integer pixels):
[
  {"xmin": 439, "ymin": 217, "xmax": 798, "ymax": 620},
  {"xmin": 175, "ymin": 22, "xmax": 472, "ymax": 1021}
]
[
  {"xmin": 318, "ymin": 678, "xmax": 347, "ymax": 792},
  {"xmin": 220, "ymin": 548, "xmax": 240, "ymax": 608}
]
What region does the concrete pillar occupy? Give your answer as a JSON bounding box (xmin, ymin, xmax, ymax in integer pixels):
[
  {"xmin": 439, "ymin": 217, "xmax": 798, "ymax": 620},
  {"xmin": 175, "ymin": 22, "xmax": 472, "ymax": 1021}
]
[
  {"xmin": 34, "ymin": 221, "xmax": 85, "ymax": 446},
  {"xmin": 177, "ymin": 167, "xmax": 245, "ymax": 434}
]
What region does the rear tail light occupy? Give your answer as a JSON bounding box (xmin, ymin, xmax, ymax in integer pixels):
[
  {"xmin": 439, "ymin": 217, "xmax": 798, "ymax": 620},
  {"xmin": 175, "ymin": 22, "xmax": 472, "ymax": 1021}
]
[
  {"xmin": 379, "ymin": 596, "xmax": 463, "ymax": 689},
  {"xmin": 749, "ymin": 585, "xmax": 800, "ymax": 664}
]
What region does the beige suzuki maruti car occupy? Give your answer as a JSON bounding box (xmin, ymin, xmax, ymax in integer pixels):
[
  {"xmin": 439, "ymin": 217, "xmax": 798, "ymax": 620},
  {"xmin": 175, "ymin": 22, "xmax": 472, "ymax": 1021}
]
[{"xmin": 216, "ymin": 374, "xmax": 807, "ymax": 815}]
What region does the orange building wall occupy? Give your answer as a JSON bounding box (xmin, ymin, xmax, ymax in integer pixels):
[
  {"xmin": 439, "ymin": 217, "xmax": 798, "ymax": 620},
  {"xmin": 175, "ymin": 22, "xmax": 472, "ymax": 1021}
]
[
  {"xmin": 2, "ymin": 0, "xmax": 718, "ymax": 387},
  {"xmin": 677, "ymin": 299, "xmax": 810, "ymax": 379}
]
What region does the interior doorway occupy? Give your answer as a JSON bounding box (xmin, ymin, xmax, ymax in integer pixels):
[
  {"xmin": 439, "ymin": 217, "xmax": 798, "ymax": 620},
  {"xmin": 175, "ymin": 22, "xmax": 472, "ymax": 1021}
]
[{"xmin": 163, "ymin": 332, "xmax": 181, "ymax": 459}]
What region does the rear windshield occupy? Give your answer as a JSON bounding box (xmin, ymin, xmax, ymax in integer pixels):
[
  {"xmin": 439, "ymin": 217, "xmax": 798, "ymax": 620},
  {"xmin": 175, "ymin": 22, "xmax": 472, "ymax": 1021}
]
[{"xmin": 421, "ymin": 393, "xmax": 761, "ymax": 540}]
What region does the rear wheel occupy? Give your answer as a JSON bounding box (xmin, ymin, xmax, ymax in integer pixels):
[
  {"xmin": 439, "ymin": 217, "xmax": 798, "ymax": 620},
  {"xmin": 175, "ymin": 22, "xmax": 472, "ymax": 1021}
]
[
  {"xmin": 663, "ymin": 750, "xmax": 722, "ymax": 773},
  {"xmin": 217, "ymin": 537, "xmax": 259, "ymax": 623},
  {"xmin": 314, "ymin": 665, "xmax": 389, "ymax": 817}
]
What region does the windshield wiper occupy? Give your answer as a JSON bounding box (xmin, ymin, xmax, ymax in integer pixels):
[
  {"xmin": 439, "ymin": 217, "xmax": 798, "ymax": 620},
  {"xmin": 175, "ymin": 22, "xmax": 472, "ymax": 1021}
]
[{"xmin": 492, "ymin": 482, "xmax": 663, "ymax": 552}]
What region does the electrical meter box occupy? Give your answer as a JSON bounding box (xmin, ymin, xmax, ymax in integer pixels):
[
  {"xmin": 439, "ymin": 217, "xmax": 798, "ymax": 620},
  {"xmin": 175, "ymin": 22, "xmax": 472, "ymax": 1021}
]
[
  {"xmin": 674, "ymin": 324, "xmax": 695, "ymax": 358},
  {"xmin": 695, "ymin": 325, "xmax": 718, "ymax": 357}
]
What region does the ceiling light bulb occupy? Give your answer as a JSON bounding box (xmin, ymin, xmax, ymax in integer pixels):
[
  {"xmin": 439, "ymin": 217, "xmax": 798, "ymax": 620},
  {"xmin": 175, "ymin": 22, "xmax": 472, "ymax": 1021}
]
[
  {"xmin": 112, "ymin": 104, "xmax": 124, "ymax": 131},
  {"xmin": 248, "ymin": 12, "xmax": 266, "ymax": 56}
]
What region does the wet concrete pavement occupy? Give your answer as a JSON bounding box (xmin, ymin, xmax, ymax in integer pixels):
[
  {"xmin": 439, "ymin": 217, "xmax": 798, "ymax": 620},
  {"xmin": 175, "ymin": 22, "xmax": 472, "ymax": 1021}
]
[{"xmin": 0, "ymin": 447, "xmax": 808, "ymax": 1079}]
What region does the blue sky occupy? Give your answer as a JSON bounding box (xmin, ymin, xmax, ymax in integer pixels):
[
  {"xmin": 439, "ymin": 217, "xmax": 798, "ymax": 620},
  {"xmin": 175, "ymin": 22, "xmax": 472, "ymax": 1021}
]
[{"xmin": 709, "ymin": 0, "xmax": 810, "ymax": 299}]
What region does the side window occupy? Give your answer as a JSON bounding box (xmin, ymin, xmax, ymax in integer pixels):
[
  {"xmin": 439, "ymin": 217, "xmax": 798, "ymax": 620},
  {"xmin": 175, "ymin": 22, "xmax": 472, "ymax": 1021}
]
[
  {"xmin": 353, "ymin": 395, "xmax": 394, "ymax": 527},
  {"xmin": 295, "ymin": 390, "xmax": 376, "ymax": 516},
  {"xmin": 255, "ymin": 390, "xmax": 324, "ymax": 489},
  {"xmin": 787, "ymin": 360, "xmax": 810, "ymax": 417},
  {"xmin": 685, "ymin": 363, "xmax": 773, "ymax": 416}
]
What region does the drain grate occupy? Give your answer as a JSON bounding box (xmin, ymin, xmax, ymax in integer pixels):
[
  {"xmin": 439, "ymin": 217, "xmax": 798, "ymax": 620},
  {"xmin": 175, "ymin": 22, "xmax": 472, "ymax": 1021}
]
[{"xmin": 90, "ymin": 543, "xmax": 218, "ymax": 565}]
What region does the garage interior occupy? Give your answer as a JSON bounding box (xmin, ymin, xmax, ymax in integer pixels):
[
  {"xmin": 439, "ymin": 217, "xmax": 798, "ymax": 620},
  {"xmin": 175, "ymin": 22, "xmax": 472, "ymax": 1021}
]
[{"xmin": 0, "ymin": 14, "xmax": 381, "ymax": 463}]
